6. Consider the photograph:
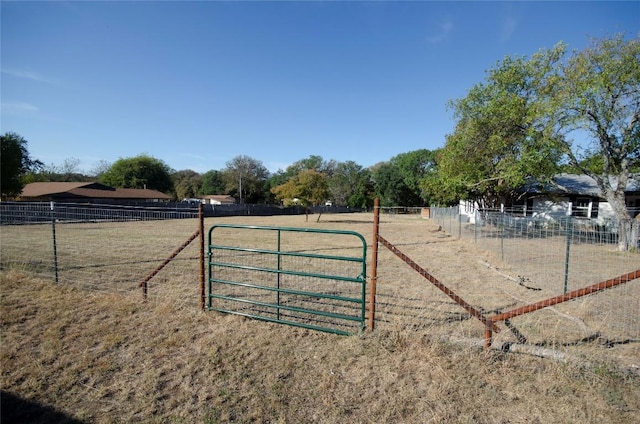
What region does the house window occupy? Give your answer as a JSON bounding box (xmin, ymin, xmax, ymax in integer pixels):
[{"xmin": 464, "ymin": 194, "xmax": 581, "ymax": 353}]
[
  {"xmin": 627, "ymin": 199, "xmax": 640, "ymax": 218},
  {"xmin": 572, "ymin": 198, "xmax": 591, "ymax": 218},
  {"xmin": 510, "ymin": 198, "xmax": 526, "ymax": 216},
  {"xmin": 526, "ymin": 198, "xmax": 533, "ymax": 217},
  {"xmin": 509, "ymin": 197, "xmax": 534, "ymax": 216}
]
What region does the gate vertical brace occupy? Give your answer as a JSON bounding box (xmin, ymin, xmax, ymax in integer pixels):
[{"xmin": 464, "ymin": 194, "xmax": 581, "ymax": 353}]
[
  {"xmin": 199, "ymin": 203, "xmax": 205, "ymax": 310},
  {"xmin": 369, "ymin": 198, "xmax": 380, "ymax": 331},
  {"xmin": 276, "ymin": 229, "xmax": 282, "ymax": 321}
]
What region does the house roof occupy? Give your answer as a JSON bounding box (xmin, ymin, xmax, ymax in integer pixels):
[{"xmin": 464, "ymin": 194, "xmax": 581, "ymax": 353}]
[
  {"xmin": 20, "ymin": 182, "xmax": 171, "ymax": 200},
  {"xmin": 21, "ymin": 182, "xmax": 113, "ymax": 197},
  {"xmin": 108, "ymin": 188, "xmax": 171, "ymax": 199},
  {"xmin": 526, "ymin": 174, "xmax": 640, "ymax": 197}
]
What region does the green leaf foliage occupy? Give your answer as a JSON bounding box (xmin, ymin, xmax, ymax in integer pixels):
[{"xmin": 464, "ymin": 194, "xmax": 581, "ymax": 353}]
[
  {"xmin": 172, "ymin": 169, "xmax": 203, "ymax": 200},
  {"xmin": 430, "ymin": 45, "xmax": 568, "ymax": 207},
  {"xmin": 222, "ymin": 155, "xmax": 270, "ymax": 204},
  {"xmin": 373, "ymin": 149, "xmax": 437, "ymax": 207},
  {"xmin": 328, "ymin": 161, "xmax": 373, "ymax": 208},
  {"xmin": 555, "ymin": 34, "xmax": 640, "ymax": 178},
  {"xmin": 99, "ymin": 154, "xmax": 174, "ymax": 193},
  {"xmin": 200, "ymin": 170, "xmax": 226, "ymax": 196},
  {"xmin": 1, "ymin": 132, "xmax": 43, "ymax": 199},
  {"xmin": 271, "ymin": 169, "xmax": 329, "ymax": 207}
]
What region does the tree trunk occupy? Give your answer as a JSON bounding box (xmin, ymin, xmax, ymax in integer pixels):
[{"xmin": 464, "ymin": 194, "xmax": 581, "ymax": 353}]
[
  {"xmin": 630, "ymin": 218, "xmax": 640, "ymax": 251},
  {"xmin": 604, "ymin": 190, "xmax": 633, "ymax": 251}
]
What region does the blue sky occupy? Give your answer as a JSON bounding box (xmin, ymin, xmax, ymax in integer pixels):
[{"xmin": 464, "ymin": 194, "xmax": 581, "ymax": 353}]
[{"xmin": 1, "ymin": 1, "xmax": 638, "ymax": 175}]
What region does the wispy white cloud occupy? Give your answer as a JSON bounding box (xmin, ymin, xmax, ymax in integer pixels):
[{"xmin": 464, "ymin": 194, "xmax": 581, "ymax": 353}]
[
  {"xmin": 426, "ymin": 19, "xmax": 453, "ymax": 44},
  {"xmin": 500, "ymin": 16, "xmax": 518, "ymax": 43},
  {"xmin": 1, "ymin": 68, "xmax": 59, "ymax": 85},
  {"xmin": 1, "ymin": 101, "xmax": 40, "ymax": 114}
]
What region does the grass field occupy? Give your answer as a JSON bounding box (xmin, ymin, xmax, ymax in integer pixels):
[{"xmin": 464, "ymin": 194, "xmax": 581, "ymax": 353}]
[{"xmin": 1, "ymin": 212, "xmax": 639, "ymax": 422}]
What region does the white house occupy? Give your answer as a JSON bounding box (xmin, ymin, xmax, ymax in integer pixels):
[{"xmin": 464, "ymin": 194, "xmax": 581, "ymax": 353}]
[
  {"xmin": 460, "ymin": 174, "xmax": 640, "ymax": 225},
  {"xmin": 201, "ymin": 195, "xmax": 236, "ymax": 205}
]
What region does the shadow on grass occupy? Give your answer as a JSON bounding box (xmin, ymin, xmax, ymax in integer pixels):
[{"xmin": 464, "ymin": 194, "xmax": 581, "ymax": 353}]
[{"xmin": 1, "ymin": 391, "xmax": 85, "ymax": 424}]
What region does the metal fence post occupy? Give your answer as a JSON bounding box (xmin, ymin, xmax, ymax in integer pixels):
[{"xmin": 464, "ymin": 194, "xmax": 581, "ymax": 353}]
[
  {"xmin": 563, "ymin": 217, "xmax": 573, "ymax": 294},
  {"xmin": 369, "ymin": 197, "xmax": 380, "ymax": 331},
  {"xmin": 474, "ymin": 210, "xmax": 478, "ymax": 243},
  {"xmin": 199, "ymin": 203, "xmax": 205, "ymax": 310},
  {"xmin": 50, "ymin": 201, "xmax": 59, "ymax": 283},
  {"xmin": 501, "ymin": 210, "xmax": 505, "ymax": 262}
]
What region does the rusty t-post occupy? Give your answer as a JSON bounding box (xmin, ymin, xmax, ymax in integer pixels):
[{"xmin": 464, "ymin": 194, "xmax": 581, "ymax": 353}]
[
  {"xmin": 368, "ymin": 198, "xmax": 380, "ymax": 331},
  {"xmin": 139, "ymin": 229, "xmax": 200, "ymax": 300}
]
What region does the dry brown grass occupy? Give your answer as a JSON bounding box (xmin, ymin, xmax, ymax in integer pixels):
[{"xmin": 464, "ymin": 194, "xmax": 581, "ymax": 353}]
[
  {"xmin": 2, "ymin": 269, "xmax": 640, "ymax": 423},
  {"xmin": 2, "ymin": 212, "xmax": 640, "ymax": 422}
]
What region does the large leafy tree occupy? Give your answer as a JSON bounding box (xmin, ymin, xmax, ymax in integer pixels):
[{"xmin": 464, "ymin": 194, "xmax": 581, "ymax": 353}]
[
  {"xmin": 222, "ymin": 155, "xmax": 270, "ymax": 203},
  {"xmin": 373, "ymin": 149, "xmax": 437, "ymax": 207},
  {"xmin": 99, "ymin": 154, "xmax": 174, "ymax": 193},
  {"xmin": 328, "ymin": 160, "xmax": 373, "ymax": 208},
  {"xmin": 283, "ymin": 155, "xmax": 337, "ymax": 179},
  {"xmin": 172, "ymin": 169, "xmax": 203, "ymax": 200},
  {"xmin": 431, "ymin": 34, "xmax": 639, "ymax": 250},
  {"xmin": 265, "ymin": 169, "xmax": 293, "ymax": 204},
  {"xmin": 1, "ymin": 132, "xmax": 43, "ymax": 199},
  {"xmin": 372, "ymin": 161, "xmax": 410, "ymax": 207},
  {"xmin": 200, "ymin": 169, "xmax": 226, "ymax": 195},
  {"xmin": 271, "ymin": 169, "xmax": 329, "ymax": 221},
  {"xmin": 426, "ymin": 47, "xmax": 565, "ymax": 208},
  {"xmin": 552, "ymin": 34, "xmax": 640, "ymax": 250},
  {"xmin": 394, "ymin": 149, "xmax": 438, "ymax": 205}
]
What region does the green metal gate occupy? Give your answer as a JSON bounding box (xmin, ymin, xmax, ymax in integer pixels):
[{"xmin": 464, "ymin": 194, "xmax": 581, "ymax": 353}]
[{"xmin": 207, "ymin": 224, "xmax": 367, "ymax": 335}]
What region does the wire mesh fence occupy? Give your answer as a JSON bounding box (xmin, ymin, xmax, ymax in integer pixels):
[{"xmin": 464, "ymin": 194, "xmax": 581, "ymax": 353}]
[
  {"xmin": 428, "ymin": 205, "xmax": 640, "ymax": 341},
  {"xmin": 0, "ymin": 202, "xmax": 201, "ymax": 307},
  {"xmin": 0, "ymin": 201, "xmax": 198, "ymax": 224}
]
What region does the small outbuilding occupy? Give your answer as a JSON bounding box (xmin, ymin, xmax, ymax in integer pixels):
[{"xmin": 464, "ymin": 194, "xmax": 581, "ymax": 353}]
[{"xmin": 201, "ymin": 195, "xmax": 236, "ymax": 205}]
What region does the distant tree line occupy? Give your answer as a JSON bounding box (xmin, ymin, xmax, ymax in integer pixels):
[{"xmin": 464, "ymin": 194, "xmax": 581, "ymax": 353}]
[{"xmin": 1, "ymin": 146, "xmax": 438, "ymax": 209}]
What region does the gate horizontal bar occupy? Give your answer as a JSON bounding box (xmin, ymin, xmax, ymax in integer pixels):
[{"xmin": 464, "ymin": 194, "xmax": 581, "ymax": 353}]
[
  {"xmin": 209, "ymin": 260, "xmax": 364, "ymax": 283},
  {"xmin": 209, "ymin": 277, "xmax": 363, "ymax": 303},
  {"xmin": 208, "ymin": 293, "xmax": 362, "ymax": 322},
  {"xmin": 210, "ymin": 307, "xmax": 353, "ymax": 336},
  {"xmin": 210, "ymin": 243, "xmax": 364, "ymax": 263}
]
